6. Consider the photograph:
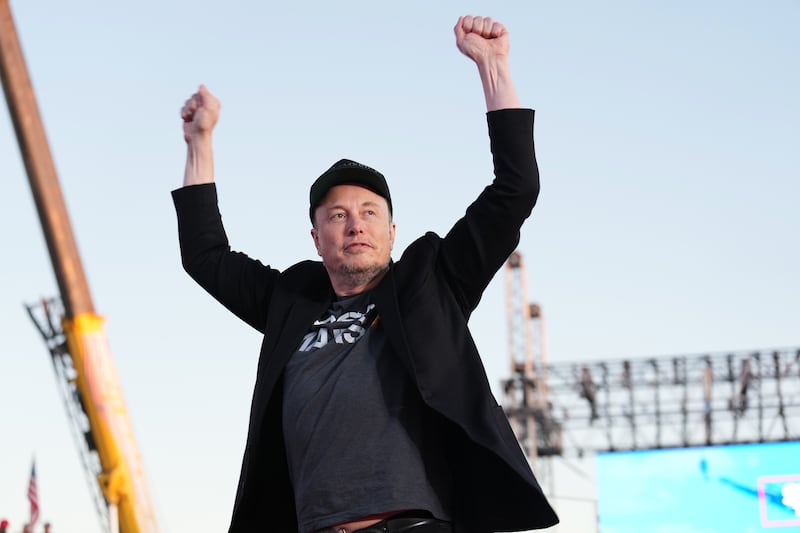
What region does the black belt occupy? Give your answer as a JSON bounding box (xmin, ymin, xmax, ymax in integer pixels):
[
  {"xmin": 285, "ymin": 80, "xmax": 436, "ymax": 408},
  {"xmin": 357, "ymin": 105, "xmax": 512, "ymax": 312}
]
[{"xmin": 319, "ymin": 515, "xmax": 452, "ymax": 533}]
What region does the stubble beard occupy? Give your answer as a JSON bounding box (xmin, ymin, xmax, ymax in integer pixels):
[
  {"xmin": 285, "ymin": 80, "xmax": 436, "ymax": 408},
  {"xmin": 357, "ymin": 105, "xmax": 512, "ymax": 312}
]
[{"xmin": 336, "ymin": 260, "xmax": 390, "ymax": 288}]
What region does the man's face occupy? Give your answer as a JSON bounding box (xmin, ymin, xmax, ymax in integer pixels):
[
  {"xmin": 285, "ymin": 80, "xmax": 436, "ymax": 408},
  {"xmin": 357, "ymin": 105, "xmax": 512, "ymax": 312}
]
[{"xmin": 311, "ymin": 184, "xmax": 396, "ymax": 289}]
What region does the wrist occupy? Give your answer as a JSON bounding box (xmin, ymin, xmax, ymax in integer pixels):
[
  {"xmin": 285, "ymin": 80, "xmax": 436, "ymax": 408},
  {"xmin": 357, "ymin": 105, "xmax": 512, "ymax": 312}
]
[
  {"xmin": 476, "ymin": 57, "xmax": 520, "ymax": 111},
  {"xmin": 183, "ymin": 135, "xmax": 215, "ymax": 186},
  {"xmin": 475, "ymin": 54, "xmax": 510, "ymax": 75},
  {"xmin": 185, "ymin": 131, "xmax": 213, "ymax": 148}
]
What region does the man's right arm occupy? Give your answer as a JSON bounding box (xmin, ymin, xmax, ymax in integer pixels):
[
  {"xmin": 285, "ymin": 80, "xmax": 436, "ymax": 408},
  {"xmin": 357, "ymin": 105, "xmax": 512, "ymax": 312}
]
[{"xmin": 173, "ymin": 85, "xmax": 277, "ymax": 333}]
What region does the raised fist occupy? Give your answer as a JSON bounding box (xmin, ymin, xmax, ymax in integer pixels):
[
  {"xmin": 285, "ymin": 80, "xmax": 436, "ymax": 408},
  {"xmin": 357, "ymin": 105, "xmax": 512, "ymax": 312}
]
[
  {"xmin": 181, "ymin": 84, "xmax": 221, "ymax": 143},
  {"xmin": 454, "ymin": 15, "xmax": 510, "ymax": 63}
]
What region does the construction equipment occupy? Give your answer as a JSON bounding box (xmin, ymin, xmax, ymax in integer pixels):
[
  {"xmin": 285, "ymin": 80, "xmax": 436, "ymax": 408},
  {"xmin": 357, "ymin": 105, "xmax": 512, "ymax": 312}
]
[{"xmin": 0, "ymin": 2, "xmax": 158, "ymax": 532}]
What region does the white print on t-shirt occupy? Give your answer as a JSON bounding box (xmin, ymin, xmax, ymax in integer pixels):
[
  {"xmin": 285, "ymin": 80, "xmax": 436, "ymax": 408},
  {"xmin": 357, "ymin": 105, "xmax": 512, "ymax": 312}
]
[{"xmin": 298, "ymin": 303, "xmax": 376, "ymax": 352}]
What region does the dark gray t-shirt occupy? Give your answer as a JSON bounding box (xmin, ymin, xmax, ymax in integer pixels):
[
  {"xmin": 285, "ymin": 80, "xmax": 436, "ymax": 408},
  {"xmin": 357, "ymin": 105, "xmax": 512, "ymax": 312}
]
[{"xmin": 282, "ymin": 292, "xmax": 452, "ymax": 532}]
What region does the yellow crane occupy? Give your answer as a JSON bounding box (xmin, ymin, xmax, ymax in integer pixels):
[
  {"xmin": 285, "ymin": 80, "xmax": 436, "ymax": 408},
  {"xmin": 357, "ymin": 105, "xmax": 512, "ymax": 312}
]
[{"xmin": 0, "ymin": 2, "xmax": 158, "ymax": 532}]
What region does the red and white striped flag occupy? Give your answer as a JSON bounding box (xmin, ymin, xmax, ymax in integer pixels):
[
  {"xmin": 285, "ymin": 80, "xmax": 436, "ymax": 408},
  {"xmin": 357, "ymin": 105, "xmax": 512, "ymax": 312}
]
[{"xmin": 28, "ymin": 461, "xmax": 39, "ymax": 527}]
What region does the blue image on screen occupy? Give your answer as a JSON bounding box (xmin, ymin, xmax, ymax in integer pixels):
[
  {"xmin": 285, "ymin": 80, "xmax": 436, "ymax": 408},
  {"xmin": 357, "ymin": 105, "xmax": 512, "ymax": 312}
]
[{"xmin": 596, "ymin": 441, "xmax": 800, "ymax": 532}]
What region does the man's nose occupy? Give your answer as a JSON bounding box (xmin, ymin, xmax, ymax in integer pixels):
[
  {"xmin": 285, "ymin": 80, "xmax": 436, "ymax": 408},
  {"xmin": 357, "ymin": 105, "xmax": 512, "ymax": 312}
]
[{"xmin": 347, "ymin": 217, "xmax": 364, "ymax": 234}]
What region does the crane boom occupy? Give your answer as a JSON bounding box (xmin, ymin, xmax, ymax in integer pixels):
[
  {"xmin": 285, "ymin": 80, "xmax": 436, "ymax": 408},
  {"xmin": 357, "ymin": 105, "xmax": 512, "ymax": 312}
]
[{"xmin": 0, "ymin": 2, "xmax": 158, "ymax": 532}]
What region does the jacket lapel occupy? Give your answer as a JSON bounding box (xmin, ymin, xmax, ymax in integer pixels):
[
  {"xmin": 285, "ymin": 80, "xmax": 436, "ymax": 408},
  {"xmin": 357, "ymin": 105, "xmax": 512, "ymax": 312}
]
[
  {"xmin": 372, "ymin": 265, "xmax": 418, "ymax": 383},
  {"xmin": 248, "ymin": 264, "xmax": 334, "ymax": 442}
]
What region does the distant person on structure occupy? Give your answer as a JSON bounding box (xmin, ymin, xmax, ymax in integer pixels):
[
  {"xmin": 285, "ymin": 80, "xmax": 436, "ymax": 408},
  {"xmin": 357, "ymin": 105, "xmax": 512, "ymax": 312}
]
[{"xmin": 172, "ymin": 14, "xmax": 558, "ymax": 533}]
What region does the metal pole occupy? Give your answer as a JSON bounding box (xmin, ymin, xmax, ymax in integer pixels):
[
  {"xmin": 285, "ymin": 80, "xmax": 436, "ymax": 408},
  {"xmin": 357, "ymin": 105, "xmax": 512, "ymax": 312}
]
[{"xmin": 0, "ymin": 0, "xmax": 94, "ymax": 318}]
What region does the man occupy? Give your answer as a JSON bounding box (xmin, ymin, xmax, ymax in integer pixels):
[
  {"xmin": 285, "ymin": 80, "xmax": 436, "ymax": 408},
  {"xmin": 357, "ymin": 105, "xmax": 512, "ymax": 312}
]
[{"xmin": 174, "ymin": 15, "xmax": 558, "ymax": 533}]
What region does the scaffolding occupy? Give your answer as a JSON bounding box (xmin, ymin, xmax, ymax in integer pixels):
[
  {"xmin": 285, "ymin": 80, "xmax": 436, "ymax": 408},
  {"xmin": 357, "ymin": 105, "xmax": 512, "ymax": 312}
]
[{"xmin": 537, "ymin": 347, "xmax": 800, "ymax": 456}]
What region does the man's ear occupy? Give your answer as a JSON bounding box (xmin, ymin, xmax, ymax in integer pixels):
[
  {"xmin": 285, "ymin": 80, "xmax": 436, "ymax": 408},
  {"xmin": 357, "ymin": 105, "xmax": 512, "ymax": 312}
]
[
  {"xmin": 389, "ymin": 222, "xmax": 397, "ymax": 250},
  {"xmin": 310, "ymin": 227, "xmax": 322, "ymax": 256}
]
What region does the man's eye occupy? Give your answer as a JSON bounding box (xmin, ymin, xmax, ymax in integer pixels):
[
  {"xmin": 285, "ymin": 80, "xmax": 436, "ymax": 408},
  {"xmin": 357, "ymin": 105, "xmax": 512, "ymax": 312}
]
[
  {"xmin": 366, "ymin": 210, "xmax": 376, "ymax": 216},
  {"xmin": 332, "ymin": 213, "xmax": 345, "ymax": 220}
]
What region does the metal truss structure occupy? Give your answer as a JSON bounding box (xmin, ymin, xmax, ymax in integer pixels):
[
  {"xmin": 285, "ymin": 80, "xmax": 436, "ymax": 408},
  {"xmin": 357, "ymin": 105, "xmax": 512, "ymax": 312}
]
[
  {"xmin": 502, "ymin": 252, "xmax": 562, "ymax": 460},
  {"xmin": 543, "ymin": 347, "xmax": 800, "ymax": 456},
  {"xmin": 26, "ymin": 297, "xmax": 111, "ymax": 533},
  {"xmin": 500, "ymin": 251, "xmax": 799, "ymax": 458}
]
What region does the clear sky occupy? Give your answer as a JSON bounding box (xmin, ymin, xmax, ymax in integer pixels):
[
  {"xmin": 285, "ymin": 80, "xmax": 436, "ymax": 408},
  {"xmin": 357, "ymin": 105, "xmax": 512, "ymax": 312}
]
[{"xmin": 1, "ymin": 1, "xmax": 798, "ymax": 532}]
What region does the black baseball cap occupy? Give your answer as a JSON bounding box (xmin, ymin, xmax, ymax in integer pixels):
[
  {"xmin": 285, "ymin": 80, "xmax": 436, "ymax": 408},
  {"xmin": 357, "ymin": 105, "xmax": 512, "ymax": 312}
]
[{"xmin": 309, "ymin": 158, "xmax": 393, "ymax": 222}]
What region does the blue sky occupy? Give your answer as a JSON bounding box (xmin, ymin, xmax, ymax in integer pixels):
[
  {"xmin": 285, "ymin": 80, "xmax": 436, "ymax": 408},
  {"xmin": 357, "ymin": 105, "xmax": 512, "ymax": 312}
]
[{"xmin": 1, "ymin": 1, "xmax": 798, "ymax": 532}]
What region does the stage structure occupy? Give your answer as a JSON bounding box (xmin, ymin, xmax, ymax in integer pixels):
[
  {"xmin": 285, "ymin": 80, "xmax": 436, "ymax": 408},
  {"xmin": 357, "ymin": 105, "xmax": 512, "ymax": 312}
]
[
  {"xmin": 500, "ymin": 253, "xmax": 800, "ymax": 457},
  {"xmin": 544, "ymin": 347, "xmax": 800, "ymax": 456}
]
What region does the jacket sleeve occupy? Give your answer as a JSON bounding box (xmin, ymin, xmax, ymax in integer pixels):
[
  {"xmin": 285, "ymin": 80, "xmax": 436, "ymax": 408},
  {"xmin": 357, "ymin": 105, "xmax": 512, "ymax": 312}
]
[
  {"xmin": 439, "ymin": 108, "xmax": 539, "ymax": 313},
  {"xmin": 172, "ymin": 183, "xmax": 278, "ymax": 333}
]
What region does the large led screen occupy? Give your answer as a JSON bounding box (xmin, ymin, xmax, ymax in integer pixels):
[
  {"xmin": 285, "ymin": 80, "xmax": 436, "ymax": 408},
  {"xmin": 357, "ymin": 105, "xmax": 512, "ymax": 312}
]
[{"xmin": 596, "ymin": 441, "xmax": 800, "ymax": 532}]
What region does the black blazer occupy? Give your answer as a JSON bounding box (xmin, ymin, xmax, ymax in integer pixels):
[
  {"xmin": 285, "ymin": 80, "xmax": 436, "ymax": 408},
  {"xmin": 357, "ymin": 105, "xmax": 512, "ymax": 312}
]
[{"xmin": 173, "ymin": 109, "xmax": 558, "ymax": 532}]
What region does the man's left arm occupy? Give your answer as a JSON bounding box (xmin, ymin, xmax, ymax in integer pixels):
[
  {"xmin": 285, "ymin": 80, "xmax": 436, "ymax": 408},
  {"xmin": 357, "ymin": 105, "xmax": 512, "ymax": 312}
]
[
  {"xmin": 454, "ymin": 15, "xmax": 520, "ymax": 111},
  {"xmin": 439, "ymin": 16, "xmax": 538, "ymax": 312}
]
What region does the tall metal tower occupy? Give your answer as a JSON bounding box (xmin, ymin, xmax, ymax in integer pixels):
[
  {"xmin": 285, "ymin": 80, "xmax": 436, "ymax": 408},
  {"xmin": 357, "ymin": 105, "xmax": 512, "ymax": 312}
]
[{"xmin": 501, "ymin": 251, "xmax": 562, "ymax": 464}]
